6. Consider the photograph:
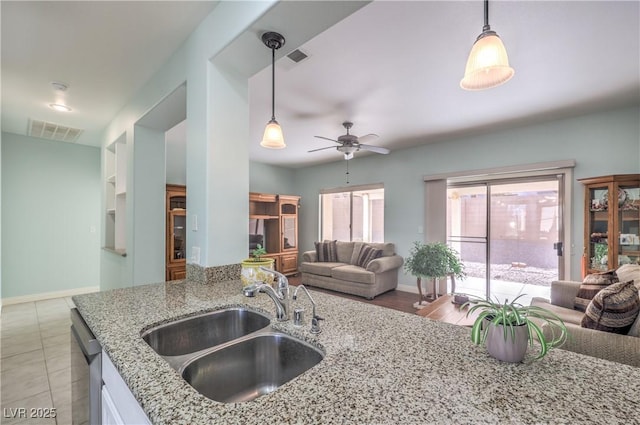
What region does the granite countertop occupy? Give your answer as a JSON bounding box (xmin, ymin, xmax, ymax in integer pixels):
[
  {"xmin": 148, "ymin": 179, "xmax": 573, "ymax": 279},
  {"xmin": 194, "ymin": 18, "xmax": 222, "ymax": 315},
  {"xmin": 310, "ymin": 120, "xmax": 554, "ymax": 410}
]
[{"xmin": 74, "ymin": 278, "xmax": 640, "ymax": 425}]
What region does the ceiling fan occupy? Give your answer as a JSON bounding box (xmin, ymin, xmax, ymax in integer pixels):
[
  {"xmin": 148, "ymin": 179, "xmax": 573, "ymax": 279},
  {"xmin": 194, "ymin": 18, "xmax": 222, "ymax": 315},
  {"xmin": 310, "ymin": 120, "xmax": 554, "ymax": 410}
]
[{"xmin": 309, "ymin": 121, "xmax": 390, "ymax": 160}]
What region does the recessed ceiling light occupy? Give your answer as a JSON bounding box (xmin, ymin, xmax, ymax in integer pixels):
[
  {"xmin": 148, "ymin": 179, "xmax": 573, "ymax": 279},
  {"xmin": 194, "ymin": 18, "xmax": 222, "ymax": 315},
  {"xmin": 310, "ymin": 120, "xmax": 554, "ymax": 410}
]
[{"xmin": 49, "ymin": 103, "xmax": 72, "ymax": 112}]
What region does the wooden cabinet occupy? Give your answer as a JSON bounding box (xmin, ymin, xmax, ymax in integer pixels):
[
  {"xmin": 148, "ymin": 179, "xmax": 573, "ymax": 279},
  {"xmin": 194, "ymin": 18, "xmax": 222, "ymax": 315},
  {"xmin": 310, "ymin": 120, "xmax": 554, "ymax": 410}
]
[
  {"xmin": 249, "ymin": 192, "xmax": 300, "ymax": 276},
  {"xmin": 166, "ymin": 185, "xmax": 186, "ymax": 280},
  {"xmin": 579, "ymin": 174, "xmax": 640, "ymax": 274}
]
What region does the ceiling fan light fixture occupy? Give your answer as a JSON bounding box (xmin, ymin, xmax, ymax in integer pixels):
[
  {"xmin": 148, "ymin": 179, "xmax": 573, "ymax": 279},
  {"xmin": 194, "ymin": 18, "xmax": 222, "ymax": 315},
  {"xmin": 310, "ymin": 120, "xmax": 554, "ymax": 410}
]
[
  {"xmin": 261, "ymin": 119, "xmax": 285, "ymax": 149},
  {"xmin": 460, "ymin": 0, "xmax": 514, "ymax": 91},
  {"xmin": 49, "ymin": 103, "xmax": 72, "ymax": 112},
  {"xmin": 260, "ymin": 31, "xmax": 286, "ymax": 149}
]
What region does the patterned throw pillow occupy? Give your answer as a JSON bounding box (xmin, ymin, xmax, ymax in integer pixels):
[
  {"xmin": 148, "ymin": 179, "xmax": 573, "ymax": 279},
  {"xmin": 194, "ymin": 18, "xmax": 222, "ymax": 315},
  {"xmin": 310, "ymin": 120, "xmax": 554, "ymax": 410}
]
[
  {"xmin": 314, "ymin": 240, "xmax": 337, "ymax": 262},
  {"xmin": 355, "ymin": 245, "xmax": 382, "ymax": 268},
  {"xmin": 574, "ymin": 270, "xmax": 619, "ymax": 312},
  {"xmin": 581, "ymin": 281, "xmax": 640, "ymax": 334}
]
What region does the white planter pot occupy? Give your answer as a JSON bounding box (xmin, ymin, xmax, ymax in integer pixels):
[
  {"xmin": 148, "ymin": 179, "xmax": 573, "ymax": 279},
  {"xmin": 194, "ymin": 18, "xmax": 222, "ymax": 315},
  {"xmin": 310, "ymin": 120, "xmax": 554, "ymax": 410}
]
[{"xmin": 485, "ymin": 321, "xmax": 529, "ymax": 363}]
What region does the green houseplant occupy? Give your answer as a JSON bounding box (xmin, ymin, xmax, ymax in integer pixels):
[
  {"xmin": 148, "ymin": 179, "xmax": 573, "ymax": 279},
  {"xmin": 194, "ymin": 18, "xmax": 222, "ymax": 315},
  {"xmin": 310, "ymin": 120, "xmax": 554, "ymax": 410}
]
[
  {"xmin": 404, "ymin": 241, "xmax": 465, "ymax": 306},
  {"xmin": 464, "ymin": 294, "xmax": 568, "ymax": 363},
  {"xmin": 241, "ymin": 244, "xmax": 275, "ymax": 287}
]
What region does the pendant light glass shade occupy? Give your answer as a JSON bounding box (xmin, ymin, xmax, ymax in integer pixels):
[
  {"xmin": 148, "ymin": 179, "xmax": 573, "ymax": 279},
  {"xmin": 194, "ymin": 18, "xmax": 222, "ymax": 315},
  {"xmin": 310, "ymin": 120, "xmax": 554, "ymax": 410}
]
[
  {"xmin": 460, "ymin": 0, "xmax": 514, "ymax": 91},
  {"xmin": 460, "ymin": 32, "xmax": 514, "ymax": 90},
  {"xmin": 261, "ymin": 119, "xmax": 285, "ymax": 149}
]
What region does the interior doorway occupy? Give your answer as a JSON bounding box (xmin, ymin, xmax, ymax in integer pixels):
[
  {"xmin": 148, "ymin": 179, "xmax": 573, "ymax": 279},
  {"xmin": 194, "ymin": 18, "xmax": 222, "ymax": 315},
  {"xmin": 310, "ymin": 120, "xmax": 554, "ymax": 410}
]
[{"xmin": 447, "ymin": 176, "xmax": 564, "ymax": 304}]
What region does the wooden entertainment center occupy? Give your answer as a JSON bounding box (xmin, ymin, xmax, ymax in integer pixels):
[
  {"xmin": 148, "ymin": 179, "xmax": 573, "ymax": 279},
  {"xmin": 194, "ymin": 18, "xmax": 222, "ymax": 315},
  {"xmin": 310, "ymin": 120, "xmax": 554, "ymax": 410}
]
[{"xmin": 249, "ymin": 192, "xmax": 301, "ymax": 276}]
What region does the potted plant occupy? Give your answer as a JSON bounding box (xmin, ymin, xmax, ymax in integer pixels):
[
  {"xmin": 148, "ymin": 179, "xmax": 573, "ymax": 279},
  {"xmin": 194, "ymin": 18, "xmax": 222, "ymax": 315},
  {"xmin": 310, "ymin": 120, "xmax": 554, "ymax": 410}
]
[
  {"xmin": 464, "ymin": 294, "xmax": 568, "ymax": 363},
  {"xmin": 404, "ymin": 241, "xmax": 465, "ymax": 307},
  {"xmin": 241, "ymin": 244, "xmax": 275, "ymax": 287}
]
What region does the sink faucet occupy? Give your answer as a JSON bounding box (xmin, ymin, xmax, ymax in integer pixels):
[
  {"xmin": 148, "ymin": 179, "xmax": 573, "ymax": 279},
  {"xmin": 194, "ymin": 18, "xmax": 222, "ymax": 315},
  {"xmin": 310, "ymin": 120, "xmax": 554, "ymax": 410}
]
[
  {"xmin": 292, "ymin": 285, "xmax": 323, "ymax": 334},
  {"xmin": 242, "ymin": 267, "xmax": 290, "ymax": 321}
]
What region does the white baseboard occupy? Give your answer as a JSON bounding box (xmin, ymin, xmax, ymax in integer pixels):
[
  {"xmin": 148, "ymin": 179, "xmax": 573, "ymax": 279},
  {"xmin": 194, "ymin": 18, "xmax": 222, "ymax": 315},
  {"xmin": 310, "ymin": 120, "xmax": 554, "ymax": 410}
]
[
  {"xmin": 1, "ymin": 286, "xmax": 99, "ymax": 307},
  {"xmin": 397, "ymin": 283, "xmax": 419, "ymax": 294}
]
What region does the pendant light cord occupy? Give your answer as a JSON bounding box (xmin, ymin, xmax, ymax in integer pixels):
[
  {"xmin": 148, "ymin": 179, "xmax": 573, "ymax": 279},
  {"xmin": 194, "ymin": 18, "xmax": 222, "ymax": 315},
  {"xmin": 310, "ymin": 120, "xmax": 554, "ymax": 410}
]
[
  {"xmin": 483, "ymin": 0, "xmax": 491, "ymax": 32},
  {"xmin": 271, "ymin": 46, "xmax": 276, "ymax": 121}
]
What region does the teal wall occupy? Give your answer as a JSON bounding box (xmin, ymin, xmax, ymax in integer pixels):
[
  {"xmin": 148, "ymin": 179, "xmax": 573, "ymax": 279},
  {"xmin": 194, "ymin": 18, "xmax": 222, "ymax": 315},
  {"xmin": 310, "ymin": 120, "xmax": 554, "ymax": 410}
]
[
  {"xmin": 1, "ymin": 133, "xmax": 101, "ymax": 298},
  {"xmin": 99, "ymin": 1, "xmax": 276, "ymax": 289},
  {"xmin": 290, "ymin": 106, "xmax": 640, "ymax": 284},
  {"xmin": 249, "ymin": 161, "xmax": 296, "ymax": 195}
]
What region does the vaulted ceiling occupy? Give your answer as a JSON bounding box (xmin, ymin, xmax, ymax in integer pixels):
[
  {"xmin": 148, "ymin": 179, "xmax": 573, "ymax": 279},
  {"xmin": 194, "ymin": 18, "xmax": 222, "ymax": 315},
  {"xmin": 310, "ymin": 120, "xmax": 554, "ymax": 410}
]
[{"xmin": 2, "ymin": 1, "xmax": 639, "ymax": 168}]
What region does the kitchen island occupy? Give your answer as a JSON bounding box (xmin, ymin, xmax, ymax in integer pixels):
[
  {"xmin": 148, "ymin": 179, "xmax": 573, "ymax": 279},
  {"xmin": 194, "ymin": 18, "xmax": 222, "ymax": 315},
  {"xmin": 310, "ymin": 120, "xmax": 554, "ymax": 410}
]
[{"xmin": 74, "ymin": 277, "xmax": 640, "ymax": 425}]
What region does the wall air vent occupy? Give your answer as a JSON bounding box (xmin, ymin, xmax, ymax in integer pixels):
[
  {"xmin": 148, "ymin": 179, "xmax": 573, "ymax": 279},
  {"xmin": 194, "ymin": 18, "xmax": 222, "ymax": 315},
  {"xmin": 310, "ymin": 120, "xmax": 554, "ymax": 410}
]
[
  {"xmin": 28, "ymin": 119, "xmax": 83, "ymax": 143},
  {"xmin": 287, "ymin": 49, "xmax": 308, "ymax": 63}
]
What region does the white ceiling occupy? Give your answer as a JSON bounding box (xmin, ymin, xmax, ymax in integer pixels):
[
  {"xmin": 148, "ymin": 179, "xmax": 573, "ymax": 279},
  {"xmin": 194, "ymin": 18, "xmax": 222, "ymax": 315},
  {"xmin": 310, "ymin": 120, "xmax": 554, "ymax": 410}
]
[
  {"xmin": 249, "ymin": 0, "xmax": 640, "ymax": 167},
  {"xmin": 2, "ymin": 1, "xmax": 639, "ymax": 169},
  {"xmin": 1, "ymin": 1, "xmax": 218, "ymax": 145}
]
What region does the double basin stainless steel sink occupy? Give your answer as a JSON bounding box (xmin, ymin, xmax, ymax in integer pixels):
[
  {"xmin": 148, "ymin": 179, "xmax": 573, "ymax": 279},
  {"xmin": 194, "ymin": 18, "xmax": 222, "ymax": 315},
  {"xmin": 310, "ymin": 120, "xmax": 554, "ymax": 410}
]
[{"xmin": 141, "ymin": 308, "xmax": 323, "ymax": 403}]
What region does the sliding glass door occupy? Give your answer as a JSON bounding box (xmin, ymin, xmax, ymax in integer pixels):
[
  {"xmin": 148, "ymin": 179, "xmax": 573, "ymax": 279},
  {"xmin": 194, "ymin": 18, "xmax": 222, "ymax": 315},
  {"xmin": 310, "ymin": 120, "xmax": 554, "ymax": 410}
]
[{"xmin": 447, "ymin": 176, "xmax": 563, "ymax": 303}]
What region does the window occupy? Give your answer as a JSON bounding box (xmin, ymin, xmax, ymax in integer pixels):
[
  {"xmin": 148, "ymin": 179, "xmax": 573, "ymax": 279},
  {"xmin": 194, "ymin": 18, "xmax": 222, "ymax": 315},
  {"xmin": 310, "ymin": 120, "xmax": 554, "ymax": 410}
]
[{"xmin": 320, "ymin": 185, "xmax": 384, "ymax": 242}]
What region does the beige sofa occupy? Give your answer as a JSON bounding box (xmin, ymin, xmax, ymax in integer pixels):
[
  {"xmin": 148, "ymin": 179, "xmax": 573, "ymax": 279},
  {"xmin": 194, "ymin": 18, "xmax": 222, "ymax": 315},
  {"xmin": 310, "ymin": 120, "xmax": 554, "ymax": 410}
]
[
  {"xmin": 530, "ymin": 265, "xmax": 640, "ymax": 367},
  {"xmin": 300, "ymin": 241, "xmax": 404, "ymax": 299}
]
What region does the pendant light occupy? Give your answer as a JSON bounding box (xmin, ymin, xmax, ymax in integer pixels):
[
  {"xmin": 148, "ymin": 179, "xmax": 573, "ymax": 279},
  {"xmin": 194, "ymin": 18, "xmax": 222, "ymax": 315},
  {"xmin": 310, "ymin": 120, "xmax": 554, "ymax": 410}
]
[
  {"xmin": 260, "ymin": 32, "xmax": 286, "ymax": 149},
  {"xmin": 460, "ymin": 0, "xmax": 514, "ymax": 91}
]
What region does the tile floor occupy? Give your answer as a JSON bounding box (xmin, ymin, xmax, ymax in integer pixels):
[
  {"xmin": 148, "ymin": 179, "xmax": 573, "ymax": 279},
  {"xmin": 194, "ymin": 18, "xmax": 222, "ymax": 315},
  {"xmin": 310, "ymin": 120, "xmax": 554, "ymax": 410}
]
[{"xmin": 1, "ymin": 297, "xmax": 76, "ymax": 425}]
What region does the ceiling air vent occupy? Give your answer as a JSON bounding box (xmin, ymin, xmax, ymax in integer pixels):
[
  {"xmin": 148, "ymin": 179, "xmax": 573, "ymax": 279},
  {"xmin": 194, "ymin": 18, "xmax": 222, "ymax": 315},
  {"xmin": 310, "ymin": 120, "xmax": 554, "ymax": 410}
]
[
  {"xmin": 287, "ymin": 49, "xmax": 308, "ymax": 63},
  {"xmin": 28, "ymin": 119, "xmax": 83, "ymax": 143}
]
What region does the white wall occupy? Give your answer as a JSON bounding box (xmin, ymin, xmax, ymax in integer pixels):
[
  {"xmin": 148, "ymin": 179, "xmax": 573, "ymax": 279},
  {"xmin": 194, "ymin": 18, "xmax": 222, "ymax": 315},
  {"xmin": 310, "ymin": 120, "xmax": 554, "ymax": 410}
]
[
  {"xmin": 292, "ymin": 106, "xmax": 640, "ymax": 284},
  {"xmin": 1, "ymin": 133, "xmax": 100, "ymax": 299}
]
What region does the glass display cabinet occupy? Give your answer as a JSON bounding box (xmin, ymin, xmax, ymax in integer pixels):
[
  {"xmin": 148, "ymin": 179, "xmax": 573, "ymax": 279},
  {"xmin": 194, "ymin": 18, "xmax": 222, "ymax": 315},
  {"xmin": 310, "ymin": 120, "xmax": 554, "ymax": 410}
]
[
  {"xmin": 579, "ymin": 175, "xmax": 640, "ymax": 274},
  {"xmin": 166, "ymin": 185, "xmax": 187, "ymax": 280}
]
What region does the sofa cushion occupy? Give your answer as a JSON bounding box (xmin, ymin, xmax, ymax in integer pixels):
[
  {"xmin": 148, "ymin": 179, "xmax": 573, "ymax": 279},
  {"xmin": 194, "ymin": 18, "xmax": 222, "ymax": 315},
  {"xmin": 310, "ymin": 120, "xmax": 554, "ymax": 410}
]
[
  {"xmin": 617, "ymin": 264, "xmax": 640, "ymax": 287},
  {"xmin": 581, "ymin": 280, "xmax": 640, "ymax": 334},
  {"xmin": 530, "ymin": 297, "xmax": 585, "ymax": 326},
  {"xmin": 574, "ymin": 270, "xmax": 619, "ymax": 312},
  {"xmin": 331, "ymin": 265, "xmax": 375, "ymax": 285},
  {"xmin": 300, "ymin": 261, "xmax": 345, "ymax": 277},
  {"xmin": 628, "ymin": 311, "xmax": 640, "ymax": 337},
  {"xmin": 335, "ymin": 241, "xmax": 355, "ymax": 263},
  {"xmin": 368, "ymin": 242, "xmax": 395, "ymax": 257},
  {"xmin": 315, "ymin": 240, "xmax": 338, "ymax": 262},
  {"xmin": 355, "ymin": 246, "xmax": 382, "ymax": 268}
]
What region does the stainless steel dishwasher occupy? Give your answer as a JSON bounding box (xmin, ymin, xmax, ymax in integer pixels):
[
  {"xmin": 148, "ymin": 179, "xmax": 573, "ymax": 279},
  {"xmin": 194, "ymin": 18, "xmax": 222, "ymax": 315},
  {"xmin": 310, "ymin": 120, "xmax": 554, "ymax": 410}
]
[{"xmin": 70, "ymin": 308, "xmax": 102, "ymax": 425}]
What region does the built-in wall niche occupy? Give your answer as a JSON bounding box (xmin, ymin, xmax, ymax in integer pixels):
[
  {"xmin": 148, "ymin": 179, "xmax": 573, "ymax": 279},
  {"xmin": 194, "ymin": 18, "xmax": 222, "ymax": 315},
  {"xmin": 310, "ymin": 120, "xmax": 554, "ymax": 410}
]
[{"xmin": 104, "ymin": 133, "xmax": 127, "ymax": 256}]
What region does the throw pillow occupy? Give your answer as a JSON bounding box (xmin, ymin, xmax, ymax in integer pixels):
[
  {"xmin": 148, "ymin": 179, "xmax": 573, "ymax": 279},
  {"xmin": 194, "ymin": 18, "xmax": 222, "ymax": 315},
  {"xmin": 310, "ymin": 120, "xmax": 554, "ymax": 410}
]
[
  {"xmin": 574, "ymin": 270, "xmax": 619, "ymax": 312},
  {"xmin": 355, "ymin": 245, "xmax": 382, "ymax": 268},
  {"xmin": 581, "ymin": 280, "xmax": 640, "ymax": 334},
  {"xmin": 315, "ymin": 240, "xmax": 337, "ymax": 262}
]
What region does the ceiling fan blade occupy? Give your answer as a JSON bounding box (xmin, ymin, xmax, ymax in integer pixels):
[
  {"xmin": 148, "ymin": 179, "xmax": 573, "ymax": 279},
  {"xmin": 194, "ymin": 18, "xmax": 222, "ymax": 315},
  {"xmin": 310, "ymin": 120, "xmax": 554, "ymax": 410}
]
[
  {"xmin": 359, "ymin": 144, "xmax": 390, "ymax": 154},
  {"xmin": 358, "ymin": 133, "xmax": 379, "ymax": 141},
  {"xmin": 308, "ymin": 146, "xmax": 337, "ymax": 153},
  {"xmin": 314, "ymin": 136, "xmax": 341, "ymax": 144}
]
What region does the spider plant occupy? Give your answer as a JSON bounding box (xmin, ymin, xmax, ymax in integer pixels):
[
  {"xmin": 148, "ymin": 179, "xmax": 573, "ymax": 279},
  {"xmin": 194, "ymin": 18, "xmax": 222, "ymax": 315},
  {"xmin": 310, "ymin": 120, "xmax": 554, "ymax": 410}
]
[{"xmin": 464, "ymin": 294, "xmax": 568, "ymax": 360}]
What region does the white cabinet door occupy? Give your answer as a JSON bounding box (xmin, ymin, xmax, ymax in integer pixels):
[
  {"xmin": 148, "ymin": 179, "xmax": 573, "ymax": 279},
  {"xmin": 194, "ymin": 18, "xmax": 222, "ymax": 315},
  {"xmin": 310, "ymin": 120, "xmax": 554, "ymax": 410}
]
[
  {"xmin": 101, "ymin": 350, "xmax": 151, "ymax": 425},
  {"xmin": 102, "ymin": 386, "xmax": 124, "ymax": 425}
]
